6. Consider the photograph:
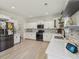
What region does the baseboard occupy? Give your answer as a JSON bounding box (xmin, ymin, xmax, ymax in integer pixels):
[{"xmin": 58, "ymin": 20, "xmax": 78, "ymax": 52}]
[{"xmin": 25, "ymin": 38, "xmax": 36, "ymax": 41}]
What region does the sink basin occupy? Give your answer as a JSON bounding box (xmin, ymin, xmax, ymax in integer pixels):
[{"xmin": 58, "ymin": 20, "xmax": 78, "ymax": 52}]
[{"xmin": 54, "ymin": 36, "xmax": 64, "ymax": 39}]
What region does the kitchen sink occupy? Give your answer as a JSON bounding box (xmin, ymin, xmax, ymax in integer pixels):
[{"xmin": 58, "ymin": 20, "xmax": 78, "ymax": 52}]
[{"xmin": 54, "ymin": 36, "xmax": 64, "ymax": 39}]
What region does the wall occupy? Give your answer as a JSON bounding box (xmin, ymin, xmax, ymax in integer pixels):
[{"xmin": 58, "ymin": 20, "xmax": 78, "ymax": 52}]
[
  {"xmin": 71, "ymin": 11, "xmax": 79, "ymax": 25},
  {"xmin": 64, "ymin": 11, "xmax": 79, "ymax": 26}
]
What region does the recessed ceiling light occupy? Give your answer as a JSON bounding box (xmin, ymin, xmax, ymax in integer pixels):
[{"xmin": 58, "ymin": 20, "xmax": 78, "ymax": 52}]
[
  {"xmin": 11, "ymin": 6, "xmax": 15, "ymax": 9},
  {"xmin": 44, "ymin": 3, "xmax": 48, "ymax": 5}
]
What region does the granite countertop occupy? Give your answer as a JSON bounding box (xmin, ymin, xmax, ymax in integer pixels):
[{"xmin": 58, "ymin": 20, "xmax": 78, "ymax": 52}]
[{"xmin": 46, "ymin": 34, "xmax": 79, "ymax": 59}]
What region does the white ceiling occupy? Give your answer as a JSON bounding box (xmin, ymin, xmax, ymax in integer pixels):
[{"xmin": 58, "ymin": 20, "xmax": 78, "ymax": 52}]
[{"xmin": 0, "ymin": 0, "xmax": 67, "ymax": 18}]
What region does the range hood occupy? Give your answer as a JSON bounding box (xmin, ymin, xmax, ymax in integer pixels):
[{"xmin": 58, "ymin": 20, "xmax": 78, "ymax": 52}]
[{"xmin": 63, "ymin": 0, "xmax": 79, "ymax": 17}]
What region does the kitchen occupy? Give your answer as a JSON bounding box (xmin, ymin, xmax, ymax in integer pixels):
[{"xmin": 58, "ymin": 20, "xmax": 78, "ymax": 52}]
[{"xmin": 0, "ymin": 0, "xmax": 79, "ymax": 59}]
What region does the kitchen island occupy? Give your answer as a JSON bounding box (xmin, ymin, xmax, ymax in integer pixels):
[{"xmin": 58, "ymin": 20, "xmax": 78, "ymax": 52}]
[{"xmin": 46, "ymin": 34, "xmax": 79, "ymax": 59}]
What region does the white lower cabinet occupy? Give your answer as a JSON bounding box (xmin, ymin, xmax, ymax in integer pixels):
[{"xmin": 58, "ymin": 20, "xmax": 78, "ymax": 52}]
[
  {"xmin": 24, "ymin": 32, "xmax": 36, "ymax": 40},
  {"xmin": 24, "ymin": 32, "xmax": 52, "ymax": 41},
  {"xmin": 14, "ymin": 33, "xmax": 20, "ymax": 44},
  {"xmin": 43, "ymin": 33, "xmax": 52, "ymax": 41}
]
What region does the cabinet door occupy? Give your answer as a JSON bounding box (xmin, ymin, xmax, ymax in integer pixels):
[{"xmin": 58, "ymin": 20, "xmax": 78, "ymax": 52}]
[
  {"xmin": 5, "ymin": 36, "xmax": 10, "ymax": 49},
  {"xmin": 14, "ymin": 34, "xmax": 20, "ymax": 44},
  {"xmin": 24, "ymin": 33, "xmax": 36, "ymax": 40},
  {"xmin": 6, "ymin": 36, "xmax": 14, "ymax": 49},
  {"xmin": 30, "ymin": 33, "xmax": 36, "ymax": 40},
  {"xmin": 9, "ymin": 35, "xmax": 14, "ymax": 47},
  {"xmin": 0, "ymin": 37, "xmax": 6, "ymax": 52},
  {"xmin": 43, "ymin": 33, "xmax": 52, "ymax": 41}
]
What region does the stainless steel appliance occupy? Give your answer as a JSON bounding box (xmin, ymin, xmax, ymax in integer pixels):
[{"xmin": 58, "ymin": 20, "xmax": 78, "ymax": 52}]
[{"xmin": 0, "ymin": 20, "xmax": 14, "ymax": 52}]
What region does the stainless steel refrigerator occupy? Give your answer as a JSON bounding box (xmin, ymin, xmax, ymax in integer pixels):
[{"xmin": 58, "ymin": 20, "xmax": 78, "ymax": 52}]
[{"xmin": 0, "ymin": 20, "xmax": 14, "ymax": 52}]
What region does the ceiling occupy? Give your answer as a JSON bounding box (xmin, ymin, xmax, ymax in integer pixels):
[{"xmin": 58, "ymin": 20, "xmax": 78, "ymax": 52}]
[{"xmin": 0, "ymin": 0, "xmax": 67, "ymax": 18}]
